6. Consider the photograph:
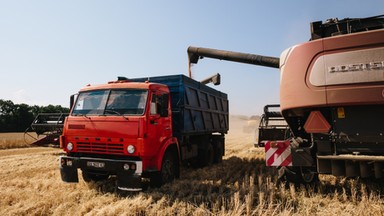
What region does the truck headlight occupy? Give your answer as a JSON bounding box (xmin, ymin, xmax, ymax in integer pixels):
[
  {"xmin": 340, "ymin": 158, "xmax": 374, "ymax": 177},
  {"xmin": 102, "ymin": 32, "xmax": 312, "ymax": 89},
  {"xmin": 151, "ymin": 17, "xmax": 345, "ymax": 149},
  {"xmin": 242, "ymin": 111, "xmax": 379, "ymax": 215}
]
[
  {"xmin": 127, "ymin": 145, "xmax": 135, "ymax": 154},
  {"xmin": 67, "ymin": 142, "xmax": 74, "ymax": 151}
]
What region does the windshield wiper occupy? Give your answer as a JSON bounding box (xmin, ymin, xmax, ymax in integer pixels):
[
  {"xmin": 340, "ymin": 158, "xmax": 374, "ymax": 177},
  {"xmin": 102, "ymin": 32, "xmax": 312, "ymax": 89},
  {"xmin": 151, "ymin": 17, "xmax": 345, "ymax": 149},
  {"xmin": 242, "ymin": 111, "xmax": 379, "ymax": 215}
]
[
  {"xmin": 73, "ymin": 113, "xmax": 91, "ymax": 119},
  {"xmin": 104, "ymin": 109, "xmax": 128, "ymax": 120}
]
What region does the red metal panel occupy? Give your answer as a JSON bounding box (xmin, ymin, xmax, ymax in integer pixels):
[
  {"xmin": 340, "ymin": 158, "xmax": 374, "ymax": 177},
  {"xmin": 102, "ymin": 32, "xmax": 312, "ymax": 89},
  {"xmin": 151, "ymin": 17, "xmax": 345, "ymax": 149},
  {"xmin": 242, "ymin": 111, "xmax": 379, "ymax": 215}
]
[{"xmin": 280, "ymin": 40, "xmax": 326, "ymax": 113}]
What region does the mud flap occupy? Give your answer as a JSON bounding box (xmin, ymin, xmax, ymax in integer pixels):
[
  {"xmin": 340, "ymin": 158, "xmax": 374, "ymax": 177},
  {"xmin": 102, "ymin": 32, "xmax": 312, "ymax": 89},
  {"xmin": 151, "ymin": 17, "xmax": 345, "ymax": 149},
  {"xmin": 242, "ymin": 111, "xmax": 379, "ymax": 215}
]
[
  {"xmin": 60, "ymin": 166, "xmax": 79, "ymax": 183},
  {"xmin": 117, "ymin": 172, "xmax": 142, "ymax": 191},
  {"xmin": 291, "ymin": 147, "xmax": 314, "ymax": 167}
]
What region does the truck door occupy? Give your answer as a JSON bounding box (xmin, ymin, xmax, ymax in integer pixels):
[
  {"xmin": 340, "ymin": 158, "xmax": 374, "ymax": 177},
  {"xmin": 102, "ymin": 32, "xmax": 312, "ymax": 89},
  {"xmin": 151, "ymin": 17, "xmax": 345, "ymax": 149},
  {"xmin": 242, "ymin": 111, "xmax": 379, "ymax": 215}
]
[{"xmin": 147, "ymin": 92, "xmax": 172, "ymax": 153}]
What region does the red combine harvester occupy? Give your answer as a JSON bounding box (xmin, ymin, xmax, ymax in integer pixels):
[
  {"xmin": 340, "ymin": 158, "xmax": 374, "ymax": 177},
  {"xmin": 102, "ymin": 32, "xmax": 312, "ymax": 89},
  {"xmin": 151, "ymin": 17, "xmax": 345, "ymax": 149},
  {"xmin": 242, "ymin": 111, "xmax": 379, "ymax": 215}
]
[{"xmin": 188, "ymin": 15, "xmax": 384, "ymax": 183}]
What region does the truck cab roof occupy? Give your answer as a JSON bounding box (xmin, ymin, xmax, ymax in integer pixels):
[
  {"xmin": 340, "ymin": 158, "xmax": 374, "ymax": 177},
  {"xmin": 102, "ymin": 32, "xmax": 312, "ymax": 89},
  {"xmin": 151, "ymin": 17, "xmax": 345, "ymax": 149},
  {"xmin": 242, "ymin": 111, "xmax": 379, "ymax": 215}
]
[{"xmin": 79, "ymin": 80, "xmax": 169, "ymax": 93}]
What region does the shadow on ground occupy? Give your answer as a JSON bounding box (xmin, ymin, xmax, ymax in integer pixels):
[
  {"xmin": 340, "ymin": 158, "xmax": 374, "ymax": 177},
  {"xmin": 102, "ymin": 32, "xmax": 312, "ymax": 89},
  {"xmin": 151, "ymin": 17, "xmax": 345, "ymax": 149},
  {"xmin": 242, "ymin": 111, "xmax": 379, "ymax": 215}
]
[{"xmin": 87, "ymin": 156, "xmax": 384, "ymax": 210}]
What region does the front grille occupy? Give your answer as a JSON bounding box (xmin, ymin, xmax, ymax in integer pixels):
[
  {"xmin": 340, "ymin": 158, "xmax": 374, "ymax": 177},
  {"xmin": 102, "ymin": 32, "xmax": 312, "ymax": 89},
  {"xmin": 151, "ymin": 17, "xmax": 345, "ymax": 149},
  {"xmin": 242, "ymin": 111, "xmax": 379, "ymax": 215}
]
[{"xmin": 76, "ymin": 142, "xmax": 124, "ymax": 154}]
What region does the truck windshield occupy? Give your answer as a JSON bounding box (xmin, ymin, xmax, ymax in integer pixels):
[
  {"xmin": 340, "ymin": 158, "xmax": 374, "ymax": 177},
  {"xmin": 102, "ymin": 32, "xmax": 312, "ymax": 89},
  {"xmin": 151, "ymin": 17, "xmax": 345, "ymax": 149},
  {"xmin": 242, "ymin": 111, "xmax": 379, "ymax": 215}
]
[{"xmin": 72, "ymin": 89, "xmax": 148, "ymax": 116}]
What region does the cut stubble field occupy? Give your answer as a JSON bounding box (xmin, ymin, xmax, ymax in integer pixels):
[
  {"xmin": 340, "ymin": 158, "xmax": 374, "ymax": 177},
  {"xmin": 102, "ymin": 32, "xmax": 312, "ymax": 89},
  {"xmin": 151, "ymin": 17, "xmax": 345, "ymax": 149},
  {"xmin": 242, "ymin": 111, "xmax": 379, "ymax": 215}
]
[{"xmin": 1, "ymin": 116, "xmax": 384, "ymax": 216}]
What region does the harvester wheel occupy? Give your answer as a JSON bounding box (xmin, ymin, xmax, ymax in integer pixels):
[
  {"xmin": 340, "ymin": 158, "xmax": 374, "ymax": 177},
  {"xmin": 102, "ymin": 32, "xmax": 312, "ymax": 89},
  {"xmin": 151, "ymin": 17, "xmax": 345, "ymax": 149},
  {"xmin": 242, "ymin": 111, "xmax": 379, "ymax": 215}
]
[
  {"xmin": 282, "ymin": 167, "xmax": 318, "ymax": 184},
  {"xmin": 82, "ymin": 170, "xmax": 109, "ymax": 182},
  {"xmin": 299, "ymin": 167, "xmax": 319, "ymax": 183}
]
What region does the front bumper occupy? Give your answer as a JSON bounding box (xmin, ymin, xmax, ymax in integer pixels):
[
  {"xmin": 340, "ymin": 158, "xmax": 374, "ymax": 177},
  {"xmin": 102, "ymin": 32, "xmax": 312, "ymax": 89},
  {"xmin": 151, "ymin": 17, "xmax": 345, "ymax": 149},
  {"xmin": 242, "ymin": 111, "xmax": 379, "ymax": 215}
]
[{"xmin": 59, "ymin": 156, "xmax": 143, "ymax": 191}]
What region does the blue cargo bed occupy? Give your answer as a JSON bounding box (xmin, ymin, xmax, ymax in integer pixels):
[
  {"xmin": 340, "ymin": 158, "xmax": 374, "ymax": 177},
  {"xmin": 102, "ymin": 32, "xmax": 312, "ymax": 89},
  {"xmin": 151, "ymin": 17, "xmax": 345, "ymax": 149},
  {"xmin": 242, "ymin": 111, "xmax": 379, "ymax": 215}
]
[{"xmin": 131, "ymin": 74, "xmax": 229, "ymax": 137}]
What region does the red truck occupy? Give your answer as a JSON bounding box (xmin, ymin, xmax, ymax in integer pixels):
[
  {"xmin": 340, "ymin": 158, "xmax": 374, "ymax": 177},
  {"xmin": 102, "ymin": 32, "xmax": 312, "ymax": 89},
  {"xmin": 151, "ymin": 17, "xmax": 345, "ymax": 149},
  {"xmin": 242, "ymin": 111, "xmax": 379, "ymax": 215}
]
[
  {"xmin": 60, "ymin": 75, "xmax": 228, "ymax": 191},
  {"xmin": 188, "ymin": 15, "xmax": 384, "ymax": 183}
]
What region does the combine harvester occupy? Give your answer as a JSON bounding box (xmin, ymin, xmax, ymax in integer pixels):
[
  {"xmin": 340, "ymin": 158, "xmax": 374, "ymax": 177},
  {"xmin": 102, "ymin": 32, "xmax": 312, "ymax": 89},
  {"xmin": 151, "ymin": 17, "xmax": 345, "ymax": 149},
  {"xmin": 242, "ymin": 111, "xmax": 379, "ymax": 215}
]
[
  {"xmin": 188, "ymin": 15, "xmax": 384, "ymax": 183},
  {"xmin": 24, "ymin": 113, "xmax": 68, "ymax": 147}
]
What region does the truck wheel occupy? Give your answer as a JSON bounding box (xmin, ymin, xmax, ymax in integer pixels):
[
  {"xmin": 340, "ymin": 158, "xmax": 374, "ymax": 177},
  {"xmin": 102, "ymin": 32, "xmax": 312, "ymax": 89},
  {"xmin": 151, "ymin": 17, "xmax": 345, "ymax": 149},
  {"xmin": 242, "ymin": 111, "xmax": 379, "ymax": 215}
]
[
  {"xmin": 151, "ymin": 150, "xmax": 177, "ymax": 187},
  {"xmin": 213, "ymin": 143, "xmax": 223, "ymax": 164},
  {"xmin": 82, "ymin": 170, "xmax": 109, "ymax": 182},
  {"xmin": 199, "ymin": 143, "xmax": 214, "ymax": 167}
]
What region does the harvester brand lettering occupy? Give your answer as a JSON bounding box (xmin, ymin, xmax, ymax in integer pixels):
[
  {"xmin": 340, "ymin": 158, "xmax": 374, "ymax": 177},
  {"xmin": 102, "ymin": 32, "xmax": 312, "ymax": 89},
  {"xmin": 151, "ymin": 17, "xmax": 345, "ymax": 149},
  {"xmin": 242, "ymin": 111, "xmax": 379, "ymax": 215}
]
[
  {"xmin": 328, "ymin": 61, "xmax": 384, "ymax": 73},
  {"xmin": 309, "ymin": 47, "xmax": 384, "ymax": 86}
]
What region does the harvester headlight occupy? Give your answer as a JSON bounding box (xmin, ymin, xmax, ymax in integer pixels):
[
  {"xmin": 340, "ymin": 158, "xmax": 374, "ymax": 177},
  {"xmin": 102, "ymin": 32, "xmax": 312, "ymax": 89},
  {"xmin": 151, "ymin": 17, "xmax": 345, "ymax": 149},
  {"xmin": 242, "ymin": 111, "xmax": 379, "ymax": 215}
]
[
  {"xmin": 67, "ymin": 142, "xmax": 74, "ymax": 151},
  {"xmin": 127, "ymin": 145, "xmax": 135, "ymax": 154}
]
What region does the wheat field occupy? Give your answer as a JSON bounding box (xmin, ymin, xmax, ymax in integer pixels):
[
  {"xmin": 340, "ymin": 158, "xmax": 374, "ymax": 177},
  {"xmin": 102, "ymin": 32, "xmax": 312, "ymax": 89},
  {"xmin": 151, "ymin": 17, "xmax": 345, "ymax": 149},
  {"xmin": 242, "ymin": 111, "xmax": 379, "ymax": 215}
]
[
  {"xmin": 1, "ymin": 116, "xmax": 384, "ymax": 216},
  {"xmin": 0, "ymin": 132, "xmax": 39, "ymax": 149}
]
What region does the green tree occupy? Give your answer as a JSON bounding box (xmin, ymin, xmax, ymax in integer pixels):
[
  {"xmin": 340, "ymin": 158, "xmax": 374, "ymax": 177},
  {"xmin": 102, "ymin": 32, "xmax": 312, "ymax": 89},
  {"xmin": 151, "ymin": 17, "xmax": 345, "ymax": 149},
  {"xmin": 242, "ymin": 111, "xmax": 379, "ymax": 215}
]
[
  {"xmin": 0, "ymin": 99, "xmax": 69, "ymax": 132},
  {"xmin": 0, "ymin": 100, "xmax": 15, "ymax": 132}
]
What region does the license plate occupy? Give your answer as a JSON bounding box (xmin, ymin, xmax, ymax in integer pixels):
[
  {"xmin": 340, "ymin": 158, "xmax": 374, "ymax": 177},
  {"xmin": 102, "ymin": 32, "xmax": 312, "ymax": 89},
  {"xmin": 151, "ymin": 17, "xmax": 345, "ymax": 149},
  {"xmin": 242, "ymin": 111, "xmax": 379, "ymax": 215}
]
[{"xmin": 86, "ymin": 161, "xmax": 105, "ymax": 168}]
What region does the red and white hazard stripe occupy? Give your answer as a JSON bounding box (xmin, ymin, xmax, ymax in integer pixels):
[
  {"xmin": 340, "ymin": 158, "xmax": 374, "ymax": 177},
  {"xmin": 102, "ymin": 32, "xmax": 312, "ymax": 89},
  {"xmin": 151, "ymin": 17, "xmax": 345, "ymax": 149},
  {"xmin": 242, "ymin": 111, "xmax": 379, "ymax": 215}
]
[{"xmin": 265, "ymin": 140, "xmax": 292, "ymax": 166}]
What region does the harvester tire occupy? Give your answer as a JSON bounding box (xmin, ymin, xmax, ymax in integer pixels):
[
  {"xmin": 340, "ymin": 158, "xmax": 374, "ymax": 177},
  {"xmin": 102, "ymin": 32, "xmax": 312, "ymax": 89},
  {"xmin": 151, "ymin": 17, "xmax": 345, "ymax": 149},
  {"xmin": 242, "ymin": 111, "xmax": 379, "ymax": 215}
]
[
  {"xmin": 282, "ymin": 167, "xmax": 318, "ymax": 184},
  {"xmin": 299, "ymin": 167, "xmax": 319, "ymax": 184}
]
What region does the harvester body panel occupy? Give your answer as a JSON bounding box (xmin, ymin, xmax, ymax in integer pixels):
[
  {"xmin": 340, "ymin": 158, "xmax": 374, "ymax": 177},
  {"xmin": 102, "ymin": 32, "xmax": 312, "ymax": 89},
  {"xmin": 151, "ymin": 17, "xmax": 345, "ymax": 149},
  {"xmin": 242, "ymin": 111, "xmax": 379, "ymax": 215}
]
[{"xmin": 280, "ymin": 29, "xmax": 384, "ymax": 113}]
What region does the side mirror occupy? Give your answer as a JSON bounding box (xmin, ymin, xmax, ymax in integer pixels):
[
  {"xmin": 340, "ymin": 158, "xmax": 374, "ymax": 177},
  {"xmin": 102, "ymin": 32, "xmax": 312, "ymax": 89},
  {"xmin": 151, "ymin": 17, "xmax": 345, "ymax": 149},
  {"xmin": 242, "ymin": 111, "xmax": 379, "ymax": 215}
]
[{"xmin": 70, "ymin": 94, "xmax": 77, "ymax": 110}]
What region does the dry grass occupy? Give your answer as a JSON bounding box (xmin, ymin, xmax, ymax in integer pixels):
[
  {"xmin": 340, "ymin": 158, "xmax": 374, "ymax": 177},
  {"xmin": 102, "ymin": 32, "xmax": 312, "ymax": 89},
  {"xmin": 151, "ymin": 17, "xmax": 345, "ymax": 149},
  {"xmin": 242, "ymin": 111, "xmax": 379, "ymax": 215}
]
[
  {"xmin": 0, "ymin": 132, "xmax": 38, "ymax": 149},
  {"xmin": 1, "ymin": 116, "xmax": 384, "ymax": 215}
]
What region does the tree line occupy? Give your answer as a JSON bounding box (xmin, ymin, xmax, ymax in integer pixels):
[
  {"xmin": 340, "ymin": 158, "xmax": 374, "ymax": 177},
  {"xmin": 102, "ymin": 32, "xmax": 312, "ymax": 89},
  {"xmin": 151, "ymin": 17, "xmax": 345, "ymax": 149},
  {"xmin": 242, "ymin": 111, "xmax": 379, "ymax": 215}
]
[{"xmin": 0, "ymin": 99, "xmax": 70, "ymax": 132}]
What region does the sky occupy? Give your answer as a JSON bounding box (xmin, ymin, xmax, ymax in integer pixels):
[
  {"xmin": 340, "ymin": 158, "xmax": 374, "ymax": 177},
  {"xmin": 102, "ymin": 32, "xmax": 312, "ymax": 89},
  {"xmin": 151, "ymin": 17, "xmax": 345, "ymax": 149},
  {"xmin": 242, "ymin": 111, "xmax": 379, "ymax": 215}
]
[{"xmin": 0, "ymin": 1, "xmax": 382, "ymax": 116}]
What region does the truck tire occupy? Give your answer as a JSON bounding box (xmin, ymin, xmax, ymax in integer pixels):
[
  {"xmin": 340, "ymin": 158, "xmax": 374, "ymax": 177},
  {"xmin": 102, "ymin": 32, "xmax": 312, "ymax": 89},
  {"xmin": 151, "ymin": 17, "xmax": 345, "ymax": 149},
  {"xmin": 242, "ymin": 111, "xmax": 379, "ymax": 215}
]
[
  {"xmin": 206, "ymin": 143, "xmax": 215, "ymax": 166},
  {"xmin": 198, "ymin": 143, "xmax": 214, "ymax": 167},
  {"xmin": 82, "ymin": 170, "xmax": 109, "ymax": 182},
  {"xmin": 151, "ymin": 150, "xmax": 178, "ymax": 187},
  {"xmin": 213, "ymin": 142, "xmax": 223, "ymax": 164}
]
